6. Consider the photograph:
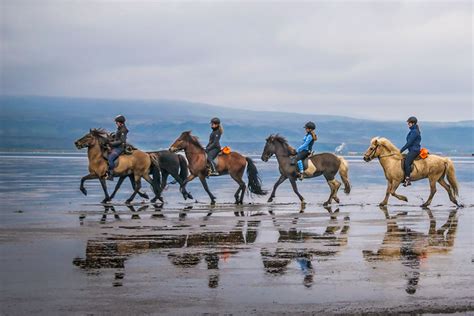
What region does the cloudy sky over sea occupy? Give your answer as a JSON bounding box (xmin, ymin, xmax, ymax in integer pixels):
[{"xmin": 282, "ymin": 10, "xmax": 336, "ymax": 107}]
[{"xmin": 1, "ymin": 0, "xmax": 472, "ymax": 121}]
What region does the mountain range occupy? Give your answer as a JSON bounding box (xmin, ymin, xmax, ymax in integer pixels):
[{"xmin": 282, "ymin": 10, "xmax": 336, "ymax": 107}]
[{"xmin": 0, "ymin": 95, "xmax": 472, "ymax": 154}]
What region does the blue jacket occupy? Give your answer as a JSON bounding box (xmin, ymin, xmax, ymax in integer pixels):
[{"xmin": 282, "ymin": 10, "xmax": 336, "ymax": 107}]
[
  {"xmin": 400, "ymin": 125, "xmax": 421, "ymax": 153},
  {"xmin": 297, "ymin": 133, "xmax": 314, "ymax": 152}
]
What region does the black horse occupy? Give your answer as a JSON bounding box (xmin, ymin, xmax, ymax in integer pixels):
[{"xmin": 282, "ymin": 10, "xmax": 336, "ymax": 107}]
[
  {"xmin": 261, "ymin": 134, "xmax": 351, "ymax": 206},
  {"xmin": 109, "ymin": 150, "xmax": 193, "ymax": 203}
]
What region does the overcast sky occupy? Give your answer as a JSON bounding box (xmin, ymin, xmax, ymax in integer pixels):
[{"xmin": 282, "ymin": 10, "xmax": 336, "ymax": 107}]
[{"xmin": 1, "ymin": 0, "xmax": 472, "ymax": 121}]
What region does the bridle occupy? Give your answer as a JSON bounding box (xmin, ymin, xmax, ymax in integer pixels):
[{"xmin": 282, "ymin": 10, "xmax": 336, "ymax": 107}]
[{"xmin": 366, "ymin": 143, "xmax": 399, "ymax": 160}]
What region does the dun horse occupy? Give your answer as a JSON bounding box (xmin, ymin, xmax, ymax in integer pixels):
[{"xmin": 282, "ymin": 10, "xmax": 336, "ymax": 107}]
[
  {"xmin": 74, "ymin": 129, "xmax": 161, "ymax": 204},
  {"xmin": 261, "ymin": 134, "xmax": 350, "ymax": 206},
  {"xmin": 169, "ymin": 131, "xmax": 266, "ymax": 204},
  {"xmin": 109, "ymin": 150, "xmax": 193, "ymax": 202},
  {"xmin": 363, "ymin": 137, "xmax": 460, "ymax": 207}
]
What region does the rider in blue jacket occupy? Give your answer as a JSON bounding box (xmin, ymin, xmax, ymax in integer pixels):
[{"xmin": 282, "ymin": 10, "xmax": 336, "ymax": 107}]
[
  {"xmin": 400, "ymin": 116, "xmax": 421, "ymax": 187},
  {"xmin": 296, "ymin": 122, "xmax": 317, "ymax": 180}
]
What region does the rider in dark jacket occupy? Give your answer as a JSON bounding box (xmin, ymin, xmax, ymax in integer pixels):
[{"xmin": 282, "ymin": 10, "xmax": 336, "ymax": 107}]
[
  {"xmin": 206, "ymin": 117, "xmax": 223, "ymax": 176},
  {"xmin": 296, "ymin": 121, "xmax": 317, "ymax": 180},
  {"xmin": 400, "ymin": 116, "xmax": 421, "ymax": 187},
  {"xmin": 107, "ymin": 115, "xmax": 128, "ymax": 181}
]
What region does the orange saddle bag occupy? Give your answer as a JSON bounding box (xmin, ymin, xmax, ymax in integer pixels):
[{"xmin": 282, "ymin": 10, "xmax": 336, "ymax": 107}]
[{"xmin": 419, "ymin": 148, "xmax": 429, "ymax": 159}]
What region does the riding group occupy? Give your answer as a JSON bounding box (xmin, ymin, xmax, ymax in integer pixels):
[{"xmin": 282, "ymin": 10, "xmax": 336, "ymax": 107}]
[{"xmin": 74, "ymin": 115, "xmax": 460, "ymax": 208}]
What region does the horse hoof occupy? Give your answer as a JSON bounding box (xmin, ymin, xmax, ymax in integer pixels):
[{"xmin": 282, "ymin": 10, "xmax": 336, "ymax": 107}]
[
  {"xmin": 323, "ymin": 202, "xmax": 329, "ymax": 206},
  {"xmin": 333, "ymin": 197, "xmax": 340, "ymax": 203},
  {"xmin": 80, "ymin": 188, "xmax": 87, "ymax": 196},
  {"xmin": 210, "ymin": 200, "xmax": 216, "ymax": 206},
  {"xmin": 267, "ymin": 197, "xmax": 273, "ymax": 203},
  {"xmin": 142, "ymin": 193, "xmax": 150, "ymax": 200},
  {"xmin": 420, "ymin": 203, "xmax": 430, "ymax": 208},
  {"xmin": 101, "ymin": 199, "xmax": 110, "ymax": 204},
  {"xmin": 125, "ymin": 200, "xmax": 132, "ymax": 205},
  {"xmin": 150, "ymin": 198, "xmax": 157, "ymax": 203},
  {"xmin": 379, "ymin": 202, "xmax": 387, "ymax": 207}
]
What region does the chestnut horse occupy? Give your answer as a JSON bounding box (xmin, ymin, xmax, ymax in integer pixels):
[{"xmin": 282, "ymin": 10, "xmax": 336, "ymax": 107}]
[
  {"xmin": 169, "ymin": 131, "xmax": 266, "ymax": 204},
  {"xmin": 74, "ymin": 128, "xmax": 161, "ymax": 204}
]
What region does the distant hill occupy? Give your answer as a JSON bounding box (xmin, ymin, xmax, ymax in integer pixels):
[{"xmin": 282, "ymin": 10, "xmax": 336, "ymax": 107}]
[{"xmin": 0, "ymin": 95, "xmax": 472, "ymax": 154}]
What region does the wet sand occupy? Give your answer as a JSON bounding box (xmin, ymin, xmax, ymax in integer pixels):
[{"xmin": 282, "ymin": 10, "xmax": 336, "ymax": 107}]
[{"xmin": 0, "ymin": 154, "xmax": 473, "ymax": 314}]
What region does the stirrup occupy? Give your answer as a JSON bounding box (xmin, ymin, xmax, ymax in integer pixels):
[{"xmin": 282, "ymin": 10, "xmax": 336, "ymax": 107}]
[
  {"xmin": 106, "ymin": 171, "xmax": 114, "ymax": 181},
  {"xmin": 298, "ymin": 172, "xmax": 304, "ymax": 181},
  {"xmin": 403, "ymin": 177, "xmax": 411, "ymax": 187}
]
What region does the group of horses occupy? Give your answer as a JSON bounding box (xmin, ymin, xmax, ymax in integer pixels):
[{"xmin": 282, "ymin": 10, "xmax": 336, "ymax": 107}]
[{"xmin": 74, "ymin": 129, "xmax": 461, "ymax": 208}]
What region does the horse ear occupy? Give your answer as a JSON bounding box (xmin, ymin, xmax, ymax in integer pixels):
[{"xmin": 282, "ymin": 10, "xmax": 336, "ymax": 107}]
[
  {"xmin": 373, "ymin": 138, "xmax": 378, "ymax": 145},
  {"xmin": 89, "ymin": 128, "xmax": 93, "ymax": 133}
]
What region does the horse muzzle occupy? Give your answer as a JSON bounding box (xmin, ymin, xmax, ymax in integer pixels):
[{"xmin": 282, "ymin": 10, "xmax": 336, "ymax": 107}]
[
  {"xmin": 363, "ymin": 156, "xmax": 371, "ymax": 162},
  {"xmin": 74, "ymin": 141, "xmax": 84, "ymax": 149}
]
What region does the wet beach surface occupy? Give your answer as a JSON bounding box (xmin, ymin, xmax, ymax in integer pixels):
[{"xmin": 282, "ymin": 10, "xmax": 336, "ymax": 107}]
[{"xmin": 0, "ymin": 153, "xmax": 473, "ymax": 314}]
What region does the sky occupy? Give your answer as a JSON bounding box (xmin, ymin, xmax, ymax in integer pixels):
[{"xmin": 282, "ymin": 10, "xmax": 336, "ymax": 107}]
[{"xmin": 1, "ymin": 0, "xmax": 472, "ymax": 121}]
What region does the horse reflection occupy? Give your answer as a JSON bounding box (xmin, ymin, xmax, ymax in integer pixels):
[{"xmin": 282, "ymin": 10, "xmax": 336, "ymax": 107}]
[
  {"xmin": 261, "ymin": 206, "xmax": 350, "ymax": 288},
  {"xmin": 73, "ymin": 215, "xmax": 260, "ymax": 288},
  {"xmin": 362, "ymin": 206, "xmax": 458, "ymax": 294}
]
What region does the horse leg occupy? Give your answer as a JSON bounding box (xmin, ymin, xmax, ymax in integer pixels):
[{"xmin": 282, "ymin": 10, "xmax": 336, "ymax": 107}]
[
  {"xmin": 161, "ymin": 171, "xmax": 169, "ymax": 191},
  {"xmin": 438, "ymin": 178, "xmax": 459, "ymax": 206},
  {"xmin": 268, "ymin": 175, "xmax": 287, "ymax": 202},
  {"xmin": 109, "ymin": 176, "xmax": 126, "ymax": 200},
  {"xmin": 421, "ymin": 178, "xmax": 437, "ymax": 208},
  {"xmin": 80, "ymin": 173, "xmax": 97, "ymax": 196},
  {"xmin": 390, "ymin": 180, "xmax": 408, "ymax": 202},
  {"xmin": 289, "ymin": 177, "xmax": 305, "ymax": 205},
  {"xmin": 126, "ymin": 175, "xmax": 141, "ymax": 204},
  {"xmin": 331, "ymin": 179, "xmax": 341, "ymax": 204},
  {"xmin": 324, "ymin": 179, "xmax": 336, "ymax": 206},
  {"xmin": 99, "ymin": 178, "xmax": 111, "ymax": 204},
  {"xmin": 199, "ymin": 175, "xmax": 216, "ymax": 205},
  {"xmin": 180, "ymin": 174, "xmax": 196, "ymax": 199},
  {"xmin": 231, "ymin": 174, "xmax": 246, "ymax": 205},
  {"xmin": 144, "ymin": 173, "xmax": 164, "ymax": 204},
  {"xmin": 379, "ymin": 182, "xmax": 392, "ymax": 206},
  {"xmin": 171, "ymin": 171, "xmax": 192, "ymax": 200}
]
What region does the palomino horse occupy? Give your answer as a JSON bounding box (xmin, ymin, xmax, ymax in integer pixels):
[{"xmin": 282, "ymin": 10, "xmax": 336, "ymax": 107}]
[
  {"xmin": 74, "ymin": 128, "xmax": 161, "ymax": 204},
  {"xmin": 363, "ymin": 137, "xmax": 460, "ymax": 207},
  {"xmin": 261, "ymin": 134, "xmax": 351, "ymax": 206},
  {"xmin": 169, "ymin": 131, "xmax": 266, "ymax": 205},
  {"xmin": 109, "ymin": 150, "xmax": 193, "ymax": 202}
]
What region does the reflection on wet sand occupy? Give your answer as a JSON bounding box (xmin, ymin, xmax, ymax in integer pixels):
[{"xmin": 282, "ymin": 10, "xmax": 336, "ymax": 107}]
[
  {"xmin": 73, "ymin": 206, "xmax": 260, "ymax": 288},
  {"xmin": 363, "ymin": 206, "xmax": 458, "ymax": 294},
  {"xmin": 261, "ymin": 206, "xmax": 350, "ymax": 287}
]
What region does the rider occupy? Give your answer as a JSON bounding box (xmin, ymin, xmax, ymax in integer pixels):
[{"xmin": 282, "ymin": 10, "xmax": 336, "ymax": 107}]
[
  {"xmin": 206, "ymin": 117, "xmax": 223, "ymax": 176},
  {"xmin": 296, "ymin": 121, "xmax": 317, "ymax": 180},
  {"xmin": 400, "ymin": 116, "xmax": 421, "ymax": 187},
  {"xmin": 106, "ymin": 115, "xmax": 128, "ymax": 181}
]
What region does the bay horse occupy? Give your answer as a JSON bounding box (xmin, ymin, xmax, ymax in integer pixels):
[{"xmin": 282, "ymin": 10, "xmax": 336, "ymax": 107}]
[
  {"xmin": 74, "ymin": 128, "xmax": 161, "ymax": 204},
  {"xmin": 109, "ymin": 150, "xmax": 193, "ymax": 202},
  {"xmin": 261, "ymin": 134, "xmax": 351, "ymax": 206},
  {"xmin": 363, "ymin": 137, "xmax": 460, "ymax": 207},
  {"xmin": 169, "ymin": 131, "xmax": 266, "ymax": 205}
]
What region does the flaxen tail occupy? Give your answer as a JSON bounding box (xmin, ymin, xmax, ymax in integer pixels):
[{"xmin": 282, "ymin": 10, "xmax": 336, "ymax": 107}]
[
  {"xmin": 445, "ymin": 158, "xmax": 459, "ymax": 197},
  {"xmin": 338, "ymin": 156, "xmax": 351, "ymax": 194}
]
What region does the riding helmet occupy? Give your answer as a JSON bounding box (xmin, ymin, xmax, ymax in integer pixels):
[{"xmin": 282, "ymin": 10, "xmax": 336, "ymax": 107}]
[
  {"xmin": 115, "ymin": 115, "xmax": 126, "ymax": 123},
  {"xmin": 406, "ymin": 116, "xmax": 418, "ymax": 124},
  {"xmin": 210, "ymin": 117, "xmax": 221, "ymax": 124},
  {"xmin": 304, "ymin": 121, "xmax": 316, "ymax": 130}
]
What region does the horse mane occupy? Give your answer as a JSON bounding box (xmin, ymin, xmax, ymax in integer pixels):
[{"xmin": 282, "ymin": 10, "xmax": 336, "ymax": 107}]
[
  {"xmin": 267, "ymin": 134, "xmax": 295, "ymax": 154},
  {"xmin": 182, "ymin": 131, "xmax": 204, "ymax": 149},
  {"xmin": 90, "ymin": 128, "xmax": 110, "ymax": 146},
  {"xmin": 375, "ymin": 137, "xmax": 400, "ymax": 152}
]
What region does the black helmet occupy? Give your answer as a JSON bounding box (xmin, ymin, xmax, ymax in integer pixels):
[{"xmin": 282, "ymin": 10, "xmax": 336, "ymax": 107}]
[
  {"xmin": 210, "ymin": 117, "xmax": 221, "ymax": 124},
  {"xmin": 115, "ymin": 115, "xmax": 126, "ymax": 123},
  {"xmin": 407, "ymin": 116, "xmax": 418, "ymax": 124},
  {"xmin": 304, "ymin": 121, "xmax": 316, "ymax": 130}
]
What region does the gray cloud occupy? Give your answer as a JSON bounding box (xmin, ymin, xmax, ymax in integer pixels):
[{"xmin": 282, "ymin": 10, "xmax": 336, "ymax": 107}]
[{"xmin": 1, "ymin": 0, "xmax": 472, "ymax": 121}]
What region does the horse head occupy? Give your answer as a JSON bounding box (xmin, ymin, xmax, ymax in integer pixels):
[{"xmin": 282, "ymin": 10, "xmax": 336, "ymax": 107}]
[
  {"xmin": 261, "ymin": 135, "xmax": 277, "ymax": 162},
  {"xmin": 74, "ymin": 128, "xmax": 109, "ymax": 149},
  {"xmin": 363, "ymin": 137, "xmax": 381, "ymax": 162},
  {"xmin": 169, "ymin": 131, "xmax": 195, "ymax": 152}
]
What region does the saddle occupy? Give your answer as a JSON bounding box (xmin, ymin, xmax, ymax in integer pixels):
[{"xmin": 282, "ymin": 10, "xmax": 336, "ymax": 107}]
[
  {"xmin": 101, "ymin": 143, "xmax": 137, "ymax": 166},
  {"xmin": 290, "ymin": 152, "xmax": 314, "ymax": 170},
  {"xmin": 401, "ymin": 149, "xmax": 429, "ymax": 173}
]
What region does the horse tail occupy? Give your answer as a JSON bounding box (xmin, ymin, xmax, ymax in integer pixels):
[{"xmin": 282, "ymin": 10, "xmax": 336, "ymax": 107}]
[
  {"xmin": 337, "ymin": 156, "xmax": 351, "ymax": 194},
  {"xmin": 245, "ymin": 157, "xmax": 267, "ymax": 195},
  {"xmin": 178, "ymin": 154, "xmax": 189, "ymax": 181},
  {"xmin": 149, "ymin": 153, "xmax": 162, "ymax": 193},
  {"xmin": 445, "ymin": 158, "xmax": 459, "ymax": 197}
]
